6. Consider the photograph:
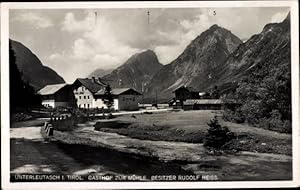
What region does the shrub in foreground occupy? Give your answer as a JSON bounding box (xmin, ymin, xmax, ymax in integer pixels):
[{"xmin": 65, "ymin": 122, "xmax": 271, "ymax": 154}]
[{"xmin": 203, "ymin": 116, "xmax": 235, "ymax": 149}]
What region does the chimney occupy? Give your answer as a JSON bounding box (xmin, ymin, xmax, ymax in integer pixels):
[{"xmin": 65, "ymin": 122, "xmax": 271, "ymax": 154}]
[
  {"xmin": 92, "ymin": 76, "xmax": 96, "ymax": 83},
  {"xmin": 98, "ymin": 77, "xmax": 104, "ymax": 85}
]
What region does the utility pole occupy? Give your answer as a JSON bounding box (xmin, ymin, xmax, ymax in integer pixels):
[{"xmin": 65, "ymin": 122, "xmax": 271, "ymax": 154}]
[
  {"xmin": 147, "ymin": 11, "xmax": 150, "ymax": 24},
  {"xmin": 95, "ymin": 11, "xmax": 98, "ymax": 26},
  {"xmin": 142, "ymin": 82, "xmax": 144, "ymax": 107},
  {"xmin": 119, "ymin": 79, "xmax": 122, "ymax": 87},
  {"xmin": 155, "ymin": 89, "xmax": 158, "ymax": 107}
]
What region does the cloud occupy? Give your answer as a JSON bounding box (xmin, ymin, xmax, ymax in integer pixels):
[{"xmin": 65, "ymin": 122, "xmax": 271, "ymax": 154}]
[
  {"xmin": 47, "ymin": 11, "xmax": 141, "ymax": 82},
  {"xmin": 61, "ymin": 12, "xmax": 94, "ymax": 32},
  {"xmin": 10, "ymin": 8, "xmax": 290, "ymax": 83},
  {"xmin": 13, "ymin": 12, "xmax": 53, "ymax": 29}
]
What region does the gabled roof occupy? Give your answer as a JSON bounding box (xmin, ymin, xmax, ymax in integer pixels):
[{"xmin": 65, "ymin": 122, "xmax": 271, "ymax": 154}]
[
  {"xmin": 38, "ymin": 83, "xmax": 67, "ymax": 95},
  {"xmin": 185, "ymin": 86, "xmax": 199, "ymax": 92},
  {"xmin": 184, "ymin": 99, "xmax": 223, "ymax": 105},
  {"xmin": 95, "ymin": 88, "xmax": 142, "ymax": 96},
  {"xmin": 74, "ymin": 78, "xmax": 106, "ymax": 93},
  {"xmin": 174, "ymin": 86, "xmax": 199, "ymax": 93}
]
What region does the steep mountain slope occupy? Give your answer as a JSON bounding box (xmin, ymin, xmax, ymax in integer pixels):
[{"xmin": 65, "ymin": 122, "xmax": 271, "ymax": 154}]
[
  {"xmin": 10, "ymin": 39, "xmax": 65, "ymax": 90},
  {"xmin": 214, "ymin": 13, "xmax": 291, "ymax": 93},
  {"xmin": 102, "ymin": 50, "xmax": 163, "ymax": 92},
  {"xmin": 221, "ymin": 13, "xmax": 291, "ymax": 132},
  {"xmin": 145, "ymin": 25, "xmax": 242, "ymax": 100},
  {"xmin": 88, "ymin": 68, "xmax": 113, "ymax": 78}
]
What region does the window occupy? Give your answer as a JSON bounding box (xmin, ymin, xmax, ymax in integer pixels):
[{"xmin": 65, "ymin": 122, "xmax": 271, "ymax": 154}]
[
  {"xmin": 79, "ymin": 96, "xmax": 81, "ymax": 99},
  {"xmin": 133, "ymin": 97, "xmax": 135, "ymax": 101},
  {"xmin": 87, "ymin": 104, "xmax": 90, "ymax": 108},
  {"xmin": 87, "ymin": 96, "xmax": 89, "ymax": 99},
  {"xmin": 84, "ymin": 96, "xmax": 86, "ymax": 99},
  {"xmin": 84, "ymin": 104, "xmax": 86, "ymax": 108}
]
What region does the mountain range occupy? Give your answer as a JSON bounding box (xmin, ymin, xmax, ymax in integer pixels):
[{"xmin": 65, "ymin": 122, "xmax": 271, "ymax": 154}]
[
  {"xmin": 10, "ymin": 39, "xmax": 65, "ymax": 90},
  {"xmin": 214, "ymin": 13, "xmax": 291, "ymax": 92},
  {"xmin": 88, "ymin": 13, "xmax": 290, "ymax": 102},
  {"xmin": 88, "ymin": 68, "xmax": 113, "ymax": 78},
  {"xmin": 11, "ymin": 12, "xmax": 290, "ymax": 103}
]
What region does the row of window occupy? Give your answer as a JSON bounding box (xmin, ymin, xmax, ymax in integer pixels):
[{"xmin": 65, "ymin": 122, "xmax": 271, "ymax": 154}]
[
  {"xmin": 74, "ymin": 86, "xmax": 86, "ymax": 93},
  {"xmin": 79, "ymin": 104, "xmax": 90, "ymax": 108},
  {"xmin": 122, "ymin": 97, "xmax": 135, "ymax": 101},
  {"xmin": 79, "ymin": 95, "xmax": 90, "ymax": 99},
  {"xmin": 43, "ymin": 104, "xmax": 52, "ymax": 108}
]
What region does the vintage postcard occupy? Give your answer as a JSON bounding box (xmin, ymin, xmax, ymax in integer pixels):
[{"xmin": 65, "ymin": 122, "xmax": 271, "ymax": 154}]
[{"xmin": 1, "ymin": 1, "xmax": 299, "ymax": 189}]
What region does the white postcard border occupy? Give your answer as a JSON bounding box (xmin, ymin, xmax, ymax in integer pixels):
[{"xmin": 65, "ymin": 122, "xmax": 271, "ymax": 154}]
[{"xmin": 1, "ymin": 1, "xmax": 299, "ymax": 189}]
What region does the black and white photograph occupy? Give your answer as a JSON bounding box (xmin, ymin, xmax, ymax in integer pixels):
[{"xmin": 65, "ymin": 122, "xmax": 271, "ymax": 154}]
[{"xmin": 1, "ymin": 1, "xmax": 299, "ymax": 189}]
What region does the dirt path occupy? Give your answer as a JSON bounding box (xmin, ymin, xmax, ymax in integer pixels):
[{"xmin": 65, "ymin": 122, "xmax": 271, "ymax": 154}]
[
  {"xmin": 10, "ymin": 120, "xmax": 191, "ymax": 178},
  {"xmin": 10, "ymin": 125, "xmax": 86, "ymax": 175}
]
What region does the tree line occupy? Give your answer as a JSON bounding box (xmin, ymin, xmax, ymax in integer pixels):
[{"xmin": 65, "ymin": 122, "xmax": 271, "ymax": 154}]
[{"xmin": 9, "ymin": 41, "xmax": 41, "ymax": 113}]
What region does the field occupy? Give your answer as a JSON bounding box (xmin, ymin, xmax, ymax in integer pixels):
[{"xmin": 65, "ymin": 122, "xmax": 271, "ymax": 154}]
[{"xmin": 95, "ymin": 110, "xmax": 292, "ymax": 155}]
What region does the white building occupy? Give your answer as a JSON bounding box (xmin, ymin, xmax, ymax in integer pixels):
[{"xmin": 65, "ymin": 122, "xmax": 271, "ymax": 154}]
[
  {"xmin": 72, "ymin": 78, "xmax": 142, "ymax": 111},
  {"xmin": 72, "ymin": 78, "xmax": 105, "ymax": 109}
]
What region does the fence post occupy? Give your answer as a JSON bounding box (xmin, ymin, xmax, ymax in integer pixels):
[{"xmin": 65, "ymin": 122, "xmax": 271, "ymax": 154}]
[
  {"xmin": 47, "ymin": 127, "xmax": 54, "ymax": 136},
  {"xmin": 44, "ymin": 121, "xmax": 49, "ymax": 130}
]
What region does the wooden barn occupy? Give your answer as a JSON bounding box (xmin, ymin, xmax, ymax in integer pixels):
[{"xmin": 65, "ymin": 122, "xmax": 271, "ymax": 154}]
[
  {"xmin": 173, "ymin": 86, "xmax": 200, "ymax": 101},
  {"xmin": 183, "ymin": 99, "xmax": 224, "ymax": 110},
  {"xmin": 38, "ymin": 83, "xmax": 75, "ymax": 108}
]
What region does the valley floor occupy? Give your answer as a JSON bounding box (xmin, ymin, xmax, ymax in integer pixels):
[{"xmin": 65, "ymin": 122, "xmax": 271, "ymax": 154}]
[
  {"xmin": 96, "ymin": 110, "xmax": 292, "ymax": 155},
  {"xmin": 10, "ymin": 110, "xmax": 292, "ymax": 181}
]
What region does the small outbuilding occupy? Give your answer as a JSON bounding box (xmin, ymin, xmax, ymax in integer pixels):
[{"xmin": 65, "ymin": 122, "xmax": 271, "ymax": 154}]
[
  {"xmin": 95, "ymin": 88, "xmax": 142, "ymax": 111},
  {"xmin": 38, "ymin": 83, "xmax": 75, "ymax": 108},
  {"xmin": 183, "ymin": 99, "xmax": 224, "ymax": 110}
]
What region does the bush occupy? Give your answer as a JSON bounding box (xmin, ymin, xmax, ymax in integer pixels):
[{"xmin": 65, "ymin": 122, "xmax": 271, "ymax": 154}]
[
  {"xmin": 203, "ymin": 116, "xmax": 235, "ymax": 149},
  {"xmin": 257, "ymin": 110, "xmax": 292, "ymax": 133},
  {"xmin": 223, "ymin": 109, "xmax": 245, "ymax": 123},
  {"xmin": 11, "ymin": 113, "xmax": 33, "ymax": 122}
]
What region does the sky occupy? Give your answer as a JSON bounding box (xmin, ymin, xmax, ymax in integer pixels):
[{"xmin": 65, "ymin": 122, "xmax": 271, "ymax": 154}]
[{"xmin": 9, "ymin": 7, "xmax": 290, "ymax": 83}]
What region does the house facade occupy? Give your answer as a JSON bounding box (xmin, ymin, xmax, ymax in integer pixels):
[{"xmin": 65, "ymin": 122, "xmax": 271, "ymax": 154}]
[
  {"xmin": 38, "ymin": 83, "xmax": 75, "ymax": 108},
  {"xmin": 72, "ymin": 78, "xmax": 106, "ymax": 109}
]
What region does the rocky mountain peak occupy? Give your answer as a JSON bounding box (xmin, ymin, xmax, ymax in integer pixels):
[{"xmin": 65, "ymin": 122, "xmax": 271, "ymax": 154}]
[
  {"xmin": 144, "ymin": 24, "xmax": 242, "ymax": 101},
  {"xmin": 208, "ymin": 24, "xmax": 220, "ymax": 30},
  {"xmin": 101, "ymin": 50, "xmax": 162, "ymax": 92},
  {"xmin": 125, "ymin": 49, "xmax": 159, "ymax": 66},
  {"xmin": 188, "ymin": 24, "xmax": 242, "ymax": 55}
]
